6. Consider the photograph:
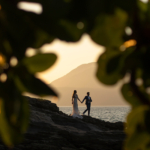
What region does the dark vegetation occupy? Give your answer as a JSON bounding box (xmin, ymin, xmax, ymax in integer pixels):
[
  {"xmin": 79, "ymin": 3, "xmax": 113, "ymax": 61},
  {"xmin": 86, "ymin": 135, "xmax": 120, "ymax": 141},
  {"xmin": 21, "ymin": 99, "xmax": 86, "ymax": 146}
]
[{"xmin": 0, "ymin": 0, "xmax": 150, "ymax": 149}]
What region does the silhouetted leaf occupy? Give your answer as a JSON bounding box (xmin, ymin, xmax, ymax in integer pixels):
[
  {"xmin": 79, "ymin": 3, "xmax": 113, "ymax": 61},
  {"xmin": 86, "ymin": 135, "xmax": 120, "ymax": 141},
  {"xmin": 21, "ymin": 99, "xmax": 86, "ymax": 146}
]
[
  {"xmin": 32, "ymin": 29, "xmax": 55, "ymax": 49},
  {"xmin": 115, "ymin": 0, "xmax": 137, "ymax": 12},
  {"xmin": 125, "ymin": 106, "xmax": 150, "ymax": 150},
  {"xmin": 121, "ymin": 83, "xmax": 142, "ymax": 107},
  {"xmin": 126, "ymin": 131, "xmax": 150, "ymax": 150},
  {"xmin": 0, "ymin": 0, "xmax": 37, "ymax": 59},
  {"xmin": 96, "ymin": 48, "xmax": 124, "ymax": 85},
  {"xmin": 96, "ymin": 46, "xmax": 135, "ymax": 85},
  {"xmin": 14, "ymin": 0, "xmax": 85, "ymax": 42},
  {"xmin": 14, "ymin": 68, "xmax": 57, "ymax": 96},
  {"xmin": 106, "ymin": 54, "xmax": 122, "ymax": 74},
  {"xmin": 90, "ymin": 9, "xmax": 127, "ymax": 47},
  {"xmin": 127, "ymin": 106, "xmax": 148, "ymax": 134},
  {"xmin": 0, "ymin": 81, "xmax": 29, "ymax": 146},
  {"xmin": 23, "ymin": 53, "xmax": 57, "ymax": 74},
  {"xmin": 145, "ymin": 110, "xmax": 150, "ymax": 134}
]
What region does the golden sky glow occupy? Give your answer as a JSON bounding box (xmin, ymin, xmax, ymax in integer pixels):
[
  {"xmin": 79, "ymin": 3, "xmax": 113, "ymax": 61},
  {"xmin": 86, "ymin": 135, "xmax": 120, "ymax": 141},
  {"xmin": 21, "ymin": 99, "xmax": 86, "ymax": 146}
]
[{"xmin": 36, "ymin": 34, "xmax": 104, "ymax": 84}]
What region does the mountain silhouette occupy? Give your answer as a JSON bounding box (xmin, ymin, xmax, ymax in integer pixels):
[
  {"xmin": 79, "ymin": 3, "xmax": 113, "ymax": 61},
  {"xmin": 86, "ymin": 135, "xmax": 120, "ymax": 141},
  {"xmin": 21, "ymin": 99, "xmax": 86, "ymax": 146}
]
[{"xmin": 50, "ymin": 63, "xmax": 128, "ymax": 106}]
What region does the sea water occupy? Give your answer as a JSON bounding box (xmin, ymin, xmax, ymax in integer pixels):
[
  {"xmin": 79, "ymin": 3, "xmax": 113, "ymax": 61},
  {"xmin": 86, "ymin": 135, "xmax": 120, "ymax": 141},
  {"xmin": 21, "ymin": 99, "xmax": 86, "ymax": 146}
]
[{"xmin": 59, "ymin": 106, "xmax": 131, "ymax": 123}]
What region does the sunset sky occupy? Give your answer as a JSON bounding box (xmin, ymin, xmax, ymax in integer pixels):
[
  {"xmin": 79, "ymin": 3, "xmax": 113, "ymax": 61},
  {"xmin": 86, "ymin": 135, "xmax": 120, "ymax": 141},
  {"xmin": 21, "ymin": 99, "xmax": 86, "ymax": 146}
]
[
  {"xmin": 18, "ymin": 2, "xmax": 130, "ymax": 106},
  {"xmin": 17, "ymin": 2, "xmax": 105, "ymax": 84},
  {"xmin": 18, "ymin": 0, "xmax": 148, "ymax": 84},
  {"xmin": 36, "ymin": 34, "xmax": 105, "ymax": 84}
]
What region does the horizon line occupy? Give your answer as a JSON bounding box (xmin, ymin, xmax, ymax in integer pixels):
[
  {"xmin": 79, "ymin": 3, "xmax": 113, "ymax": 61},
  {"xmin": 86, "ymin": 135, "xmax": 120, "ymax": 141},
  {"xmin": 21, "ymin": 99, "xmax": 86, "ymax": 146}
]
[{"xmin": 59, "ymin": 106, "xmax": 130, "ymax": 107}]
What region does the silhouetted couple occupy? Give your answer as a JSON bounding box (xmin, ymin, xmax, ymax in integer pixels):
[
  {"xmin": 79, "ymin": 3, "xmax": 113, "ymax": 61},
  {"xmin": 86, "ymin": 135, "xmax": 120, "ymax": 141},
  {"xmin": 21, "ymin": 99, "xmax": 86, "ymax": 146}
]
[{"xmin": 71, "ymin": 90, "xmax": 92, "ymax": 119}]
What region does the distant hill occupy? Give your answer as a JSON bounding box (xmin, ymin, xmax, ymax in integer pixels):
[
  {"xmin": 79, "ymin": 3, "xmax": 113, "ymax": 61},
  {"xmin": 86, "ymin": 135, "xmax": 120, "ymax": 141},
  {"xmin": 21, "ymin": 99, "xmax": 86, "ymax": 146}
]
[
  {"xmin": 51, "ymin": 63, "xmax": 100, "ymax": 88},
  {"xmin": 50, "ymin": 63, "xmax": 128, "ymax": 106}
]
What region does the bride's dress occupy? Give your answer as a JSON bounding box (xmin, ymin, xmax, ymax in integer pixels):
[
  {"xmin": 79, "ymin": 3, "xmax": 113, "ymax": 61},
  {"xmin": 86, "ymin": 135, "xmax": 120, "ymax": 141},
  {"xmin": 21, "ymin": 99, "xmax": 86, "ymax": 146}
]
[{"xmin": 71, "ymin": 94, "xmax": 83, "ymax": 119}]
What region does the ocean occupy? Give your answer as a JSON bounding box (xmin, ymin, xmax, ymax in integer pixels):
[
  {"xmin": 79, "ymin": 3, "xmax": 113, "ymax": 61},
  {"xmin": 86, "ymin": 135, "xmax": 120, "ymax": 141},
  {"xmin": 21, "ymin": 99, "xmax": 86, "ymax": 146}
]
[{"xmin": 59, "ymin": 106, "xmax": 131, "ymax": 123}]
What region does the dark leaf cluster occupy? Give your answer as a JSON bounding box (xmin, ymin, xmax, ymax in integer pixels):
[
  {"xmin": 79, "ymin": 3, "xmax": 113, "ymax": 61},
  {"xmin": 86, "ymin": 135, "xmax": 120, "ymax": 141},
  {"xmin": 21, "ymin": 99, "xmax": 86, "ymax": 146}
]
[{"xmin": 0, "ymin": 0, "xmax": 150, "ymax": 149}]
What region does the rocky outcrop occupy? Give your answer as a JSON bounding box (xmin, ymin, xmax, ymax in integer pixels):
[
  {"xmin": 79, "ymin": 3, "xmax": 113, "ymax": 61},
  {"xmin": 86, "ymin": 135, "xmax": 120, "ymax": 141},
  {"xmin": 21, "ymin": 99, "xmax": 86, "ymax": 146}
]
[{"xmin": 0, "ymin": 97, "xmax": 126, "ymax": 150}]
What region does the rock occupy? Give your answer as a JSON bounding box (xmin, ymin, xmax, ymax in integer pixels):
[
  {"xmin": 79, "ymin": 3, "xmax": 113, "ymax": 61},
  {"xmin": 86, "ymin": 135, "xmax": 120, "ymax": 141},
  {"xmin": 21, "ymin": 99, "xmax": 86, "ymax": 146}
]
[{"xmin": 0, "ymin": 97, "xmax": 126, "ymax": 150}]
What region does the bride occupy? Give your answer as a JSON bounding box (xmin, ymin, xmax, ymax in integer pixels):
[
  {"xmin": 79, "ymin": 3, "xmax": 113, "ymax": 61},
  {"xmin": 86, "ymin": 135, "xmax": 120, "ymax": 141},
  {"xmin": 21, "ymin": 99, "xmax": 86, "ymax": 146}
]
[{"xmin": 71, "ymin": 90, "xmax": 83, "ymax": 119}]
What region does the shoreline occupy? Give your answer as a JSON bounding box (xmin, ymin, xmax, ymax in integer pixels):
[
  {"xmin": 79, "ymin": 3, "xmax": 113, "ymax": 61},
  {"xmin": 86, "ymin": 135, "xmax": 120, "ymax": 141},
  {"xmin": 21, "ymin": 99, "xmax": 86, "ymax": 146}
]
[
  {"xmin": 59, "ymin": 106, "xmax": 130, "ymax": 107},
  {"xmin": 0, "ymin": 96, "xmax": 126, "ymax": 150}
]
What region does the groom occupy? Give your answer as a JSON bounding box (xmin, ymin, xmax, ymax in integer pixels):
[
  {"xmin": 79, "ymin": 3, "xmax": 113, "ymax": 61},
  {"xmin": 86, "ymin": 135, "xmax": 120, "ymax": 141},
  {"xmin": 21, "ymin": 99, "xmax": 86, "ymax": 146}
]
[{"xmin": 82, "ymin": 92, "xmax": 92, "ymax": 116}]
